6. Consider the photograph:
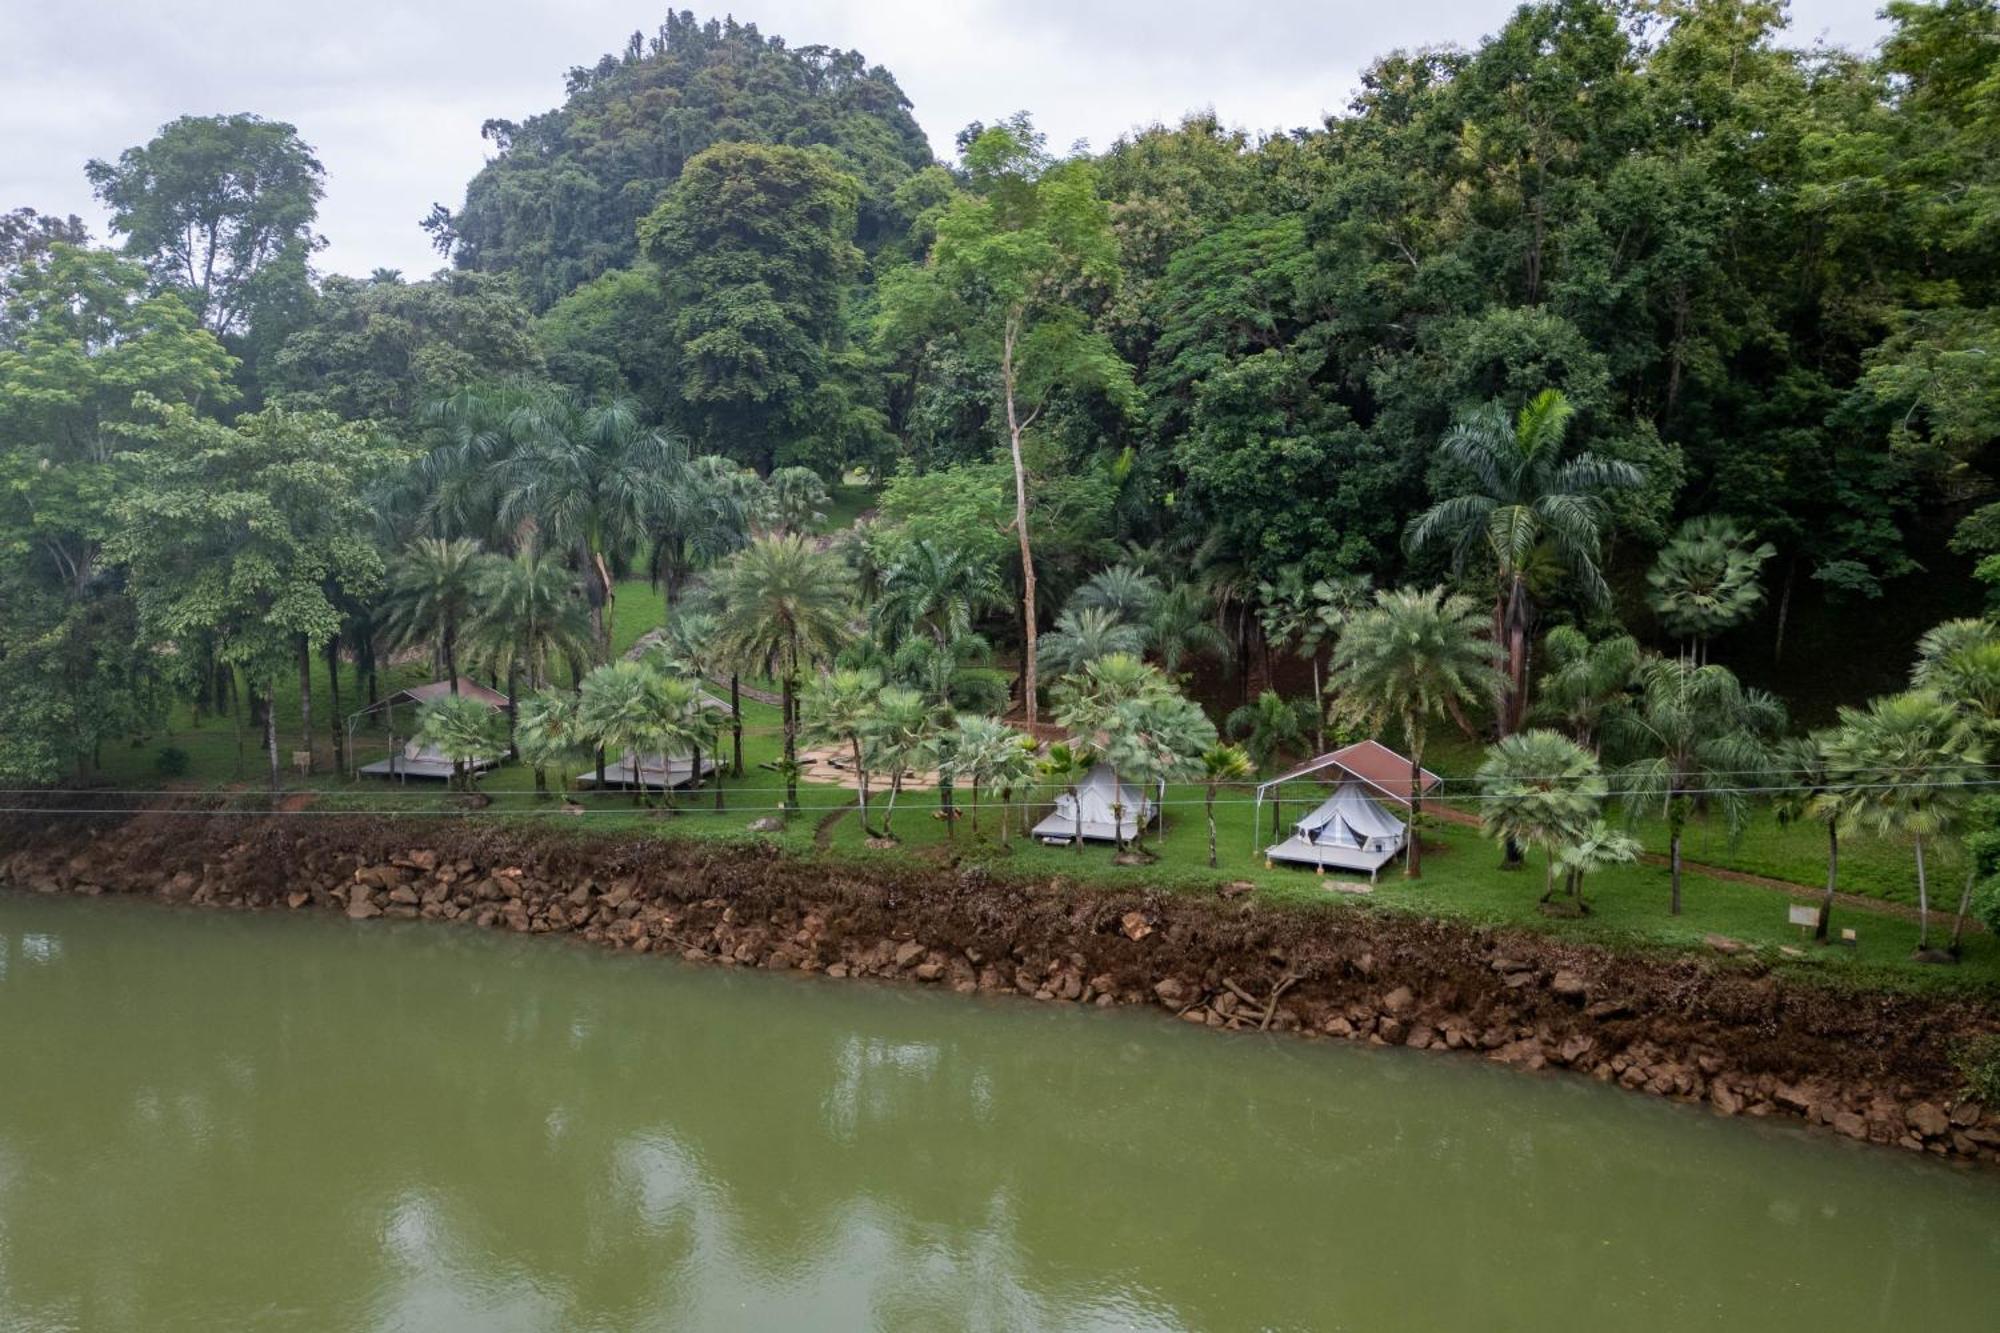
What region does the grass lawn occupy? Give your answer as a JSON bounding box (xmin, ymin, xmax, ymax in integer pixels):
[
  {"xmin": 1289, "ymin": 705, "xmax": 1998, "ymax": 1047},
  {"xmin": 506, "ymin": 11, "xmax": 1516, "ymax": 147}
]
[
  {"xmin": 817, "ymin": 482, "xmax": 878, "ymax": 534},
  {"xmin": 70, "ymin": 573, "xmax": 1998, "ymax": 998}
]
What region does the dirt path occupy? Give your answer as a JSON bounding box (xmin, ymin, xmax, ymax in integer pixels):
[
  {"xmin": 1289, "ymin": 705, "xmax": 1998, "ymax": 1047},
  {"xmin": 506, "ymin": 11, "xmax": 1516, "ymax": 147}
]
[{"xmin": 813, "ymin": 801, "xmax": 855, "ymax": 852}]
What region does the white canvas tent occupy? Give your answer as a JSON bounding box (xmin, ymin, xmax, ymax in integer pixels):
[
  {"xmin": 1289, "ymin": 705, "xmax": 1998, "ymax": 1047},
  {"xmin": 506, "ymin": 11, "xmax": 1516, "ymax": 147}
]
[
  {"xmin": 1032, "ymin": 763, "xmax": 1162, "ymax": 845},
  {"xmin": 1256, "ymin": 741, "xmax": 1438, "ymax": 881},
  {"xmin": 350, "ymin": 679, "xmax": 510, "ymax": 780}
]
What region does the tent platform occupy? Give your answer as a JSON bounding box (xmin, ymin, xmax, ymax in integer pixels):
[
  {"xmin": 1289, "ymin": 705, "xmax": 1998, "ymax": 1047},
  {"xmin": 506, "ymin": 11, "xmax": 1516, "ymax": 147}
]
[
  {"xmin": 357, "ymin": 757, "xmax": 498, "ymax": 781},
  {"xmin": 1032, "ymin": 816, "xmax": 1146, "ymax": 845},
  {"xmin": 1264, "ymin": 836, "xmax": 1399, "ymax": 881},
  {"xmin": 574, "ymin": 756, "xmax": 717, "ymax": 791}
]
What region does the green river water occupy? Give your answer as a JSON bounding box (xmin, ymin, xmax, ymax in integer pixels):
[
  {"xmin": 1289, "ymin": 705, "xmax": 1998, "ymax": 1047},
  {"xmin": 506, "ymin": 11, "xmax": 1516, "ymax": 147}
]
[{"xmin": 1, "ymin": 891, "xmax": 1996, "ymax": 1332}]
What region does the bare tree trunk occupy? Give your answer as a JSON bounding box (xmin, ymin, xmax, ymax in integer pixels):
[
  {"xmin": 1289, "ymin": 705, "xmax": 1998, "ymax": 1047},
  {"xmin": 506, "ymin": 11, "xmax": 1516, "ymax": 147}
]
[
  {"xmin": 1406, "ymin": 725, "xmax": 1424, "ymax": 879},
  {"xmin": 1206, "ymin": 788, "xmax": 1219, "ymax": 868},
  {"xmin": 1815, "ymin": 823, "xmax": 1837, "ymax": 943},
  {"xmin": 1914, "ymin": 834, "xmax": 1931, "ymax": 951},
  {"xmin": 263, "ymin": 686, "xmax": 280, "ymax": 798},
  {"xmin": 325, "ymin": 635, "xmax": 345, "ymax": 775},
  {"xmin": 1950, "ymin": 864, "xmax": 1978, "ymax": 954},
  {"xmin": 297, "ymin": 636, "xmax": 314, "ymax": 776},
  {"xmin": 1003, "ymin": 320, "xmax": 1039, "ymax": 726},
  {"xmin": 852, "ymin": 737, "xmax": 873, "ymax": 835},
  {"xmin": 730, "ymin": 674, "xmax": 744, "ymax": 775}
]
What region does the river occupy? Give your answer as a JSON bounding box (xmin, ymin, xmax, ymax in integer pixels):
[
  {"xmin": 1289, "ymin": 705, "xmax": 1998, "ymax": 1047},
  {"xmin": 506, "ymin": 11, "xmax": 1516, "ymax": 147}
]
[{"xmin": 1, "ymin": 891, "xmax": 1995, "ymax": 1331}]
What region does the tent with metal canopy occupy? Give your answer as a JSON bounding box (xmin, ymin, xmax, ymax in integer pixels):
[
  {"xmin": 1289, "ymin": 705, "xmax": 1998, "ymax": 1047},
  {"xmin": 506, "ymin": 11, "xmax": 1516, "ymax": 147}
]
[
  {"xmin": 1032, "ymin": 763, "xmax": 1163, "ymax": 845},
  {"xmin": 1253, "ymin": 740, "xmax": 1439, "ymax": 881},
  {"xmin": 574, "ymin": 690, "xmax": 730, "ymax": 790},
  {"xmin": 348, "ymin": 679, "xmax": 510, "ymax": 780}
]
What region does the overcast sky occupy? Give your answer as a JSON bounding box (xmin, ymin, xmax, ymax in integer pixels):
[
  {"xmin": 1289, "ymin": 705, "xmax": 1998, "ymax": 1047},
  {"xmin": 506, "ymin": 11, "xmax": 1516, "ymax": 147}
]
[{"xmin": 3, "ymin": 0, "xmax": 1892, "ymax": 278}]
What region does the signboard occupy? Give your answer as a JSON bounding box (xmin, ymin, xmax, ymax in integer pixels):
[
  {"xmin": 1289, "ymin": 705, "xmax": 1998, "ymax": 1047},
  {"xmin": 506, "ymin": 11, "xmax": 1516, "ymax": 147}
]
[{"xmin": 1787, "ymin": 905, "xmax": 1817, "ymax": 929}]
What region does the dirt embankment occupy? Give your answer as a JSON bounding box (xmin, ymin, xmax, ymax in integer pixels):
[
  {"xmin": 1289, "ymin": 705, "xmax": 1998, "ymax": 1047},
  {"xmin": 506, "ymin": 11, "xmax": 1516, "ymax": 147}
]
[{"xmin": 4, "ymin": 810, "xmax": 1998, "ymax": 1166}]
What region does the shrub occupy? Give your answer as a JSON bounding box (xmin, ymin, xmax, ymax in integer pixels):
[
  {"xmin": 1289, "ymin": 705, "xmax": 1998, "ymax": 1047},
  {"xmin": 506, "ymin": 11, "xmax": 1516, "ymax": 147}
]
[
  {"xmin": 154, "ymin": 746, "xmax": 190, "ymax": 778},
  {"xmin": 1953, "ymin": 1034, "xmax": 2000, "ymax": 1106}
]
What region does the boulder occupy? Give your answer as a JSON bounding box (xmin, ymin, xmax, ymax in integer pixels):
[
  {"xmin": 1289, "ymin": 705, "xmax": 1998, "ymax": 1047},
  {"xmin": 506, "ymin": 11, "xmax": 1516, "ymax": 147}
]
[
  {"xmin": 1380, "ymin": 985, "xmax": 1415, "ymax": 1016},
  {"xmin": 1153, "ymin": 977, "xmax": 1190, "ymax": 1007},
  {"xmin": 1703, "ymin": 933, "xmax": 1746, "ymax": 955},
  {"xmin": 1832, "ymin": 1111, "xmax": 1868, "ymax": 1140},
  {"xmin": 1120, "ymin": 911, "xmax": 1154, "ymax": 941},
  {"xmin": 1907, "ymin": 1102, "xmax": 1951, "ymax": 1139},
  {"xmin": 893, "ymin": 940, "xmax": 926, "ymax": 969},
  {"xmin": 746, "ymin": 816, "xmax": 785, "ymax": 833},
  {"xmin": 1549, "ymin": 971, "xmax": 1588, "ymax": 1000}
]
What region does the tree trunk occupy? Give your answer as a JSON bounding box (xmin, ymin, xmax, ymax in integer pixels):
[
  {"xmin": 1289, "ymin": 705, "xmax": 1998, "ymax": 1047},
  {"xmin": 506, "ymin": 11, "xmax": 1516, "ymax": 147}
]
[
  {"xmin": 883, "ymin": 773, "xmax": 903, "ymax": 838},
  {"xmin": 1773, "ymin": 555, "xmax": 1796, "ymax": 664},
  {"xmin": 444, "ymin": 627, "xmax": 458, "ymax": 694},
  {"xmin": 1814, "ymin": 823, "xmax": 1837, "ymax": 943},
  {"xmin": 1206, "ymin": 788, "xmax": 1219, "ymax": 868},
  {"xmin": 1669, "ymin": 823, "xmax": 1683, "ymax": 917},
  {"xmin": 325, "ymin": 634, "xmax": 344, "ymax": 776},
  {"xmin": 1405, "ymin": 727, "xmax": 1424, "ymax": 879},
  {"xmin": 1003, "ymin": 321, "xmax": 1039, "ymax": 726},
  {"xmin": 296, "ymin": 635, "xmax": 314, "ymax": 776},
  {"xmin": 263, "ymin": 686, "xmax": 280, "ymax": 798},
  {"xmin": 852, "ymin": 736, "xmax": 873, "ymax": 835},
  {"xmin": 969, "ymin": 781, "xmax": 982, "ymax": 837},
  {"xmin": 782, "ymin": 674, "xmax": 798, "ymax": 811},
  {"xmin": 730, "ymin": 674, "xmax": 744, "ymax": 775},
  {"xmin": 1949, "ymin": 864, "xmax": 1977, "ymax": 954},
  {"xmin": 1914, "ymin": 834, "xmax": 1931, "ymax": 951},
  {"xmin": 505, "ymin": 664, "xmax": 520, "ymax": 759}
]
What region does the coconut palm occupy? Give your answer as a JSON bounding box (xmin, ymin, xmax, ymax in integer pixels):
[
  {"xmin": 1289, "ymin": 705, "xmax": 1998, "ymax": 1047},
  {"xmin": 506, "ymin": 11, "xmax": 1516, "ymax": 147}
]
[
  {"xmin": 1556, "ymin": 822, "xmax": 1643, "ymax": 906},
  {"xmin": 1611, "ymin": 657, "xmax": 1784, "ymax": 916},
  {"xmin": 649, "ymin": 453, "xmax": 759, "ymax": 608},
  {"xmin": 873, "ymin": 538, "xmax": 1007, "ymax": 652},
  {"xmin": 1225, "ymin": 690, "xmax": 1315, "ymax": 773},
  {"xmin": 762, "ymin": 466, "xmax": 831, "ymax": 537},
  {"xmin": 1200, "ymin": 742, "xmax": 1254, "ymax": 868},
  {"xmin": 709, "ymin": 535, "xmax": 855, "ymax": 811},
  {"xmin": 466, "ymin": 545, "xmax": 593, "ymax": 755},
  {"xmin": 1647, "ymin": 516, "xmax": 1776, "ymax": 664},
  {"xmin": 1476, "ymin": 729, "xmax": 1606, "ymax": 902},
  {"xmin": 515, "ymin": 688, "xmax": 586, "ymax": 797},
  {"xmin": 1040, "ymin": 606, "xmax": 1146, "ymax": 679},
  {"xmin": 1072, "ymin": 564, "xmax": 1162, "ymax": 622},
  {"xmin": 1329, "ymin": 586, "xmax": 1501, "ymax": 879},
  {"xmin": 1036, "ymin": 741, "xmax": 1093, "ymax": 855},
  {"xmin": 379, "ymin": 537, "xmax": 485, "ymax": 691},
  {"xmin": 1405, "ymin": 388, "xmax": 1642, "ymax": 732},
  {"xmin": 576, "ymin": 659, "xmax": 663, "ymax": 804},
  {"xmin": 1534, "ymin": 625, "xmax": 1642, "ymax": 753},
  {"xmin": 868, "ymin": 685, "xmax": 934, "ymax": 840},
  {"xmin": 801, "ymin": 667, "xmax": 885, "ymax": 835},
  {"xmin": 1772, "ymin": 731, "xmax": 1850, "ymax": 943},
  {"xmin": 1822, "ymin": 691, "xmax": 1982, "ymax": 955},
  {"xmin": 494, "ymin": 390, "xmax": 684, "ymax": 655},
  {"xmin": 413, "ymin": 693, "xmax": 507, "ymax": 792}
]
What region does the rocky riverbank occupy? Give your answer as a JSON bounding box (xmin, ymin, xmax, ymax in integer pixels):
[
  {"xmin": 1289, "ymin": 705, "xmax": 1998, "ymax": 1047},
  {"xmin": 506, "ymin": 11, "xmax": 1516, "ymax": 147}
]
[{"xmin": 5, "ymin": 809, "xmax": 1998, "ymax": 1167}]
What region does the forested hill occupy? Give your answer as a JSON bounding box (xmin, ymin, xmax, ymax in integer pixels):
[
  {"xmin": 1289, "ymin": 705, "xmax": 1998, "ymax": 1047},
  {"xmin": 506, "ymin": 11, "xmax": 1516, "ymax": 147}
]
[{"xmin": 428, "ymin": 11, "xmax": 936, "ymax": 309}]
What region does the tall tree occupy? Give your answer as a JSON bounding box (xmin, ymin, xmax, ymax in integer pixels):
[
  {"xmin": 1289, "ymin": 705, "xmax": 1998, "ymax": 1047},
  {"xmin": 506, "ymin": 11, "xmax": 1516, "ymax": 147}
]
[
  {"xmin": 86, "ymin": 114, "xmax": 324, "ymax": 345},
  {"xmin": 878, "ymin": 116, "xmax": 1137, "ymax": 725},
  {"xmin": 1329, "ymin": 587, "xmax": 1501, "ymax": 878},
  {"xmin": 1407, "ymin": 389, "xmax": 1641, "ymax": 733}
]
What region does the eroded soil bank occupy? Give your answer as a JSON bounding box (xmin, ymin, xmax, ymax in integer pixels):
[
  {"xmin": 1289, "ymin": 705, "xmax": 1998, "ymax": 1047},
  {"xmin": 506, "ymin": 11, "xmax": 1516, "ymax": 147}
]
[{"xmin": 5, "ymin": 810, "xmax": 1999, "ymax": 1167}]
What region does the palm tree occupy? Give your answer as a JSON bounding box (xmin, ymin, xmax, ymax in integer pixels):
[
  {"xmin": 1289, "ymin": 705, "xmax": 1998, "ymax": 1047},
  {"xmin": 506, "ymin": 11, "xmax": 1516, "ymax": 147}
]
[
  {"xmin": 1073, "ymin": 564, "xmax": 1162, "ymax": 622},
  {"xmin": 515, "ymin": 688, "xmax": 586, "ymax": 797},
  {"xmin": 496, "ymin": 390, "xmax": 684, "ymax": 656},
  {"xmin": 1772, "ymin": 731, "xmax": 1849, "ymax": 943},
  {"xmin": 1647, "ymin": 516, "xmax": 1776, "ymax": 664},
  {"xmin": 1476, "ymin": 729, "xmax": 1606, "ymax": 903},
  {"xmin": 802, "ymin": 668, "xmax": 885, "ymax": 835},
  {"xmin": 466, "ymin": 546, "xmax": 593, "ymax": 753},
  {"xmin": 1405, "ymin": 388, "xmax": 1642, "ymax": 732},
  {"xmin": 1612, "ymin": 657, "xmax": 1784, "ymax": 916},
  {"xmin": 1225, "ymin": 690, "xmax": 1314, "ymax": 773},
  {"xmin": 1258, "ymin": 569, "xmax": 1370, "ymax": 752},
  {"xmin": 709, "ymin": 535, "xmax": 855, "ymax": 812},
  {"xmin": 1534, "ymin": 625, "xmax": 1641, "ymax": 753},
  {"xmin": 1822, "ymin": 691, "xmax": 1982, "ymax": 955},
  {"xmin": 874, "ymin": 538, "xmax": 1005, "ymax": 641},
  {"xmin": 869, "ymin": 685, "xmax": 934, "ymax": 840},
  {"xmin": 989, "ymin": 732, "xmax": 1040, "ymax": 846},
  {"xmin": 948, "ymin": 714, "xmax": 1020, "ymax": 838},
  {"xmin": 1052, "ymin": 653, "xmax": 1176, "ymax": 852},
  {"xmin": 1041, "ymin": 606, "xmax": 1145, "ymax": 679},
  {"xmin": 762, "ymin": 466, "xmax": 830, "ymax": 537},
  {"xmin": 1557, "ymin": 822, "xmax": 1643, "ymax": 906},
  {"xmin": 413, "ymin": 694, "xmax": 506, "ymax": 792},
  {"xmin": 380, "ymin": 537, "xmax": 485, "ymax": 690},
  {"xmin": 1101, "ymin": 693, "xmax": 1215, "ymax": 854},
  {"xmin": 576, "ymin": 660, "xmax": 663, "ymax": 804},
  {"xmin": 1329, "ymin": 587, "xmax": 1502, "ymax": 879},
  {"xmin": 1036, "ymin": 741, "xmax": 1093, "ymax": 856},
  {"xmin": 643, "ymin": 672, "xmax": 711, "ymax": 811},
  {"xmin": 1200, "ymin": 742, "xmax": 1254, "ymax": 868},
  {"xmin": 1143, "ymin": 580, "xmax": 1230, "ymax": 679},
  {"xmin": 649, "ymin": 454, "xmax": 758, "ymax": 608}
]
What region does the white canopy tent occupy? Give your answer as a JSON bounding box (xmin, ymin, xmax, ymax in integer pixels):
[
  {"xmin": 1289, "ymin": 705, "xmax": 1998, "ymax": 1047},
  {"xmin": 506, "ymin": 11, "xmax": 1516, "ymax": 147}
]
[
  {"xmin": 1254, "ymin": 741, "xmax": 1438, "ymax": 882},
  {"xmin": 1032, "ymin": 763, "xmax": 1163, "ymax": 845}
]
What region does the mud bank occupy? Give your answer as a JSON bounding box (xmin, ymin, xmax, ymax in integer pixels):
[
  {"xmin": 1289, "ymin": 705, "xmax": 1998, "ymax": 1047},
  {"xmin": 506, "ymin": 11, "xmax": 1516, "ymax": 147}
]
[{"xmin": 6, "ymin": 811, "xmax": 1999, "ymax": 1166}]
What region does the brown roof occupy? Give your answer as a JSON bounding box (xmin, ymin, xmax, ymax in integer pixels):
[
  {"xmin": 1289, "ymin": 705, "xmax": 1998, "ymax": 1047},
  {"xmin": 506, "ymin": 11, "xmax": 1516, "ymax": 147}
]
[
  {"xmin": 391, "ymin": 678, "xmax": 510, "ymax": 709},
  {"xmin": 1262, "ymin": 740, "xmax": 1441, "ymax": 808}
]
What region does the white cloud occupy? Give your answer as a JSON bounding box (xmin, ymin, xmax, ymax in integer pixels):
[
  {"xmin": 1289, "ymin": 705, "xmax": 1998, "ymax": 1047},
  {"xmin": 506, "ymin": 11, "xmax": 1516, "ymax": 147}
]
[{"xmin": 0, "ymin": 0, "xmax": 1892, "ymax": 278}]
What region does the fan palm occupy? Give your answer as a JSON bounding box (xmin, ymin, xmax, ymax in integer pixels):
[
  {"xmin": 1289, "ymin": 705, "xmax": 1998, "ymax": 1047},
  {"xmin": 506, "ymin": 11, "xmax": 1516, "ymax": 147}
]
[
  {"xmin": 802, "ymin": 667, "xmax": 885, "ymax": 835},
  {"xmin": 1556, "ymin": 822, "xmax": 1643, "ymax": 906},
  {"xmin": 379, "ymin": 537, "xmax": 485, "ymax": 691},
  {"xmin": 1772, "ymin": 731, "xmax": 1849, "ymax": 943},
  {"xmin": 1144, "ymin": 580, "xmax": 1230, "ymax": 679},
  {"xmin": 1200, "ymin": 742, "xmax": 1254, "ymax": 868},
  {"xmin": 1611, "ymin": 657, "xmax": 1784, "ymax": 916},
  {"xmin": 709, "ymin": 536, "xmax": 855, "ymax": 812},
  {"xmin": 1329, "ymin": 586, "xmax": 1502, "ymax": 878},
  {"xmin": 1647, "ymin": 516, "xmax": 1776, "ymax": 664},
  {"xmin": 1072, "ymin": 564, "xmax": 1162, "ymax": 622},
  {"xmin": 1405, "ymin": 389, "xmax": 1641, "ymax": 732},
  {"xmin": 413, "ymin": 693, "xmax": 507, "ymax": 792},
  {"xmin": 1036, "ymin": 741, "xmax": 1093, "ymax": 856},
  {"xmin": 762, "ymin": 466, "xmax": 831, "ymax": 536},
  {"xmin": 947, "ymin": 714, "xmax": 1021, "ymax": 838},
  {"xmin": 515, "ymin": 688, "xmax": 586, "ymax": 796},
  {"xmin": 1822, "ymin": 691, "xmax": 1982, "ymax": 955},
  {"xmin": 1477, "ymin": 729, "xmax": 1606, "ymax": 902},
  {"xmin": 1101, "ymin": 693, "xmax": 1216, "ymax": 853},
  {"xmin": 576, "ymin": 660, "xmax": 662, "ymax": 804},
  {"xmin": 643, "ymin": 672, "xmax": 713, "ymax": 811},
  {"xmin": 868, "ymin": 685, "xmax": 934, "ymax": 840}
]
